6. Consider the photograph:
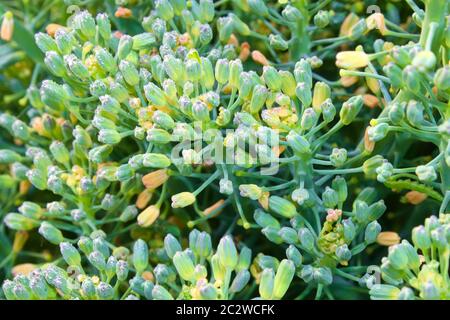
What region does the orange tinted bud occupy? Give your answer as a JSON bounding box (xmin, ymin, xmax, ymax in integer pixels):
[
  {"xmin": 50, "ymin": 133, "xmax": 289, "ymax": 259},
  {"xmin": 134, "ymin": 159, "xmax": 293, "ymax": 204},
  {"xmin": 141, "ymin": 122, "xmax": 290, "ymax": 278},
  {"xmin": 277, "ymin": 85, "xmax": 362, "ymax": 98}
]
[
  {"xmin": 252, "ymin": 50, "xmax": 269, "ymax": 66},
  {"xmin": 12, "ymin": 263, "xmax": 37, "ymax": 277},
  {"xmin": 340, "ymin": 13, "xmax": 359, "ymax": 37},
  {"xmin": 340, "ymin": 75, "xmax": 359, "ymax": 87},
  {"xmin": 203, "ymin": 199, "xmax": 225, "ymax": 217},
  {"xmin": 364, "ymin": 127, "xmax": 375, "ymax": 153},
  {"xmin": 366, "ymin": 13, "xmax": 387, "ymax": 35},
  {"xmin": 142, "ymin": 271, "xmax": 154, "ymax": 282},
  {"xmin": 239, "ymin": 42, "xmax": 251, "ymax": 61},
  {"xmin": 1, "ymin": 11, "xmax": 14, "ymax": 41},
  {"xmin": 46, "ymin": 24, "xmax": 65, "ymax": 37},
  {"xmin": 142, "ymin": 169, "xmax": 169, "ymax": 190},
  {"xmin": 115, "ymin": 7, "xmax": 133, "ymax": 18},
  {"xmin": 363, "ymin": 94, "xmax": 379, "ymax": 108},
  {"xmin": 136, "ymin": 189, "xmax": 153, "ymax": 209},
  {"xmin": 19, "ymin": 180, "xmax": 31, "ymax": 195},
  {"xmin": 228, "ymin": 34, "xmax": 239, "ymax": 47},
  {"xmin": 137, "ymin": 205, "xmax": 160, "ymax": 227},
  {"xmin": 376, "ymin": 231, "xmax": 401, "ymax": 246},
  {"xmin": 405, "ymin": 191, "xmax": 428, "ymax": 205}
]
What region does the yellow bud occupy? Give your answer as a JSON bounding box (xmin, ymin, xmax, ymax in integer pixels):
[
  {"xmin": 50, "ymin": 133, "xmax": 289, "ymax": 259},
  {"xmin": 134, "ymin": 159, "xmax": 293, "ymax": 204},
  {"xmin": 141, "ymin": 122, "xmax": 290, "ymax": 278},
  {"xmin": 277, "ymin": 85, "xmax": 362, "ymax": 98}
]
[
  {"xmin": 258, "ymin": 191, "xmax": 270, "ymax": 210},
  {"xmin": 336, "ymin": 51, "xmax": 370, "ymax": 70},
  {"xmin": 376, "ymin": 231, "xmax": 401, "ymax": 246},
  {"xmin": 366, "ymin": 13, "xmax": 387, "ymax": 35},
  {"xmin": 142, "ymin": 169, "xmax": 169, "ymax": 190},
  {"xmin": 340, "ymin": 13, "xmax": 359, "ymax": 37},
  {"xmin": 137, "ymin": 205, "xmax": 160, "ymax": 227},
  {"xmin": 13, "ymin": 231, "xmax": 29, "ymax": 253}
]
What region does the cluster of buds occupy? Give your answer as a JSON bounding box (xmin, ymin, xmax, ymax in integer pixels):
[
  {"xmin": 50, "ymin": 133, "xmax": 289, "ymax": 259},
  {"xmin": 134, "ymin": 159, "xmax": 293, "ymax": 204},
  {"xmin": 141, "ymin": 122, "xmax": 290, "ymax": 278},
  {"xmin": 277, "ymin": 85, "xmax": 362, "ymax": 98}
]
[
  {"xmin": 367, "ymin": 213, "xmax": 449, "ymax": 300},
  {"xmin": 254, "ymin": 177, "xmax": 385, "ymax": 297}
]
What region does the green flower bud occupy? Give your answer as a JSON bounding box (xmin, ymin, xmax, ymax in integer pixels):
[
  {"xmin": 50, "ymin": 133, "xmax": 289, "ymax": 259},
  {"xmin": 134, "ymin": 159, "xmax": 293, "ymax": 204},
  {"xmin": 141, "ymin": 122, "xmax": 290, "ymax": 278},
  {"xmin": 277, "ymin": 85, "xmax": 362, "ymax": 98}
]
[
  {"xmin": 412, "ymin": 225, "xmax": 431, "ymax": 250},
  {"xmin": 239, "ymin": 184, "xmax": 263, "ymax": 200},
  {"xmin": 269, "ymin": 196, "xmax": 297, "ymax": 218},
  {"xmin": 236, "ymin": 246, "xmax": 252, "ymax": 272},
  {"xmin": 215, "ymin": 58, "xmax": 229, "ymax": 85},
  {"xmin": 340, "ymin": 95, "xmax": 363, "ymax": 125},
  {"xmin": 228, "ymin": 59, "xmax": 243, "ymax": 89},
  {"xmin": 96, "ymin": 282, "xmax": 114, "ymax": 300},
  {"xmin": 119, "ymin": 60, "xmax": 140, "ymax": 86},
  {"xmin": 298, "ymin": 228, "xmax": 315, "ymax": 251},
  {"xmin": 402, "ymin": 65, "xmax": 421, "ymax": 92},
  {"xmin": 173, "ymin": 251, "xmax": 195, "ymax": 281},
  {"xmin": 370, "ymin": 284, "xmax": 400, "ymax": 300},
  {"xmin": 383, "ymin": 63, "xmax": 403, "ymax": 88},
  {"xmin": 74, "ymin": 10, "xmax": 96, "ymax": 40},
  {"xmin": 314, "ymin": 10, "xmax": 330, "ymax": 28},
  {"xmin": 4, "ymin": 213, "xmax": 39, "ymax": 231},
  {"xmin": 434, "ymin": 66, "xmax": 450, "ymax": 91},
  {"xmin": 95, "ymin": 48, "xmax": 117, "ymax": 74},
  {"xmin": 45, "ymin": 51, "xmax": 66, "ymax": 77},
  {"xmin": 335, "ymin": 244, "xmax": 352, "ymax": 262},
  {"xmin": 133, "ymin": 239, "xmax": 149, "ymax": 274},
  {"xmin": 146, "ymin": 128, "xmax": 172, "ymax": 144},
  {"xmin": 152, "ymin": 284, "xmax": 174, "ymax": 300},
  {"xmin": 0, "ymin": 149, "xmax": 22, "ymax": 164},
  {"xmin": 273, "ymin": 259, "xmax": 295, "ymax": 299},
  {"xmin": 26, "ymin": 168, "xmax": 47, "ymax": 190},
  {"xmin": 349, "ymin": 19, "xmax": 367, "ymax": 41},
  {"xmin": 342, "ymin": 218, "xmax": 356, "ymax": 242},
  {"xmin": 40, "ymin": 80, "xmax": 68, "ymax": 111},
  {"xmin": 269, "ymin": 34, "xmax": 288, "ymax": 51},
  {"xmin": 60, "ymin": 242, "xmax": 81, "ymax": 266},
  {"xmin": 415, "ymin": 165, "xmax": 437, "ymax": 182},
  {"xmin": 296, "ymin": 82, "xmax": 312, "ymax": 108},
  {"xmin": 365, "ymin": 220, "xmax": 381, "ymax": 244},
  {"xmin": 279, "ymin": 70, "xmax": 297, "ymax": 97},
  {"xmin": 322, "ymin": 187, "xmax": 339, "ymax": 209},
  {"xmin": 156, "ymin": 0, "xmax": 174, "ymax": 21},
  {"xmin": 282, "ymin": 5, "xmax": 302, "ymax": 23},
  {"xmin": 217, "ymin": 235, "xmax": 238, "ymax": 269},
  {"xmin": 286, "ymin": 245, "xmax": 302, "ymax": 267},
  {"xmin": 199, "ymin": 57, "xmax": 215, "ymax": 90},
  {"xmin": 116, "ymin": 260, "xmax": 129, "ymax": 281},
  {"xmin": 363, "ymin": 155, "xmax": 384, "ymax": 177},
  {"xmin": 98, "ymin": 129, "xmax": 121, "ymax": 145},
  {"xmin": 263, "ymin": 66, "xmax": 281, "ymax": 91},
  {"xmin": 142, "ymin": 153, "xmax": 171, "ymax": 168},
  {"xmin": 144, "ymin": 82, "xmax": 167, "ymax": 106},
  {"xmin": 132, "ymin": 33, "xmax": 156, "ymax": 51},
  {"xmin": 49, "ymin": 141, "xmax": 70, "ymax": 167},
  {"xmin": 254, "ymin": 209, "xmax": 281, "ymax": 229},
  {"xmin": 116, "ymin": 34, "xmax": 133, "ymax": 60},
  {"xmin": 406, "ymin": 100, "xmax": 424, "ymax": 127},
  {"xmin": 230, "ymin": 270, "xmax": 250, "ymax": 293},
  {"xmin": 248, "ymin": 0, "xmax": 269, "ymax": 17},
  {"xmin": 35, "ymin": 32, "xmax": 58, "ymax": 53},
  {"xmin": 96, "ymin": 13, "xmax": 111, "ymax": 41},
  {"xmin": 286, "ymin": 131, "xmax": 311, "ymax": 155},
  {"xmin": 301, "ymin": 108, "xmax": 318, "ymax": 130},
  {"xmin": 192, "ymin": 100, "xmax": 210, "ymax": 121},
  {"xmin": 262, "ymin": 226, "xmax": 284, "ymax": 244},
  {"xmin": 278, "ymin": 227, "xmax": 298, "ymax": 245},
  {"xmin": 164, "ymin": 234, "xmax": 182, "ymax": 259},
  {"xmin": 38, "ymin": 222, "xmax": 64, "ymax": 245},
  {"xmin": 368, "ymin": 123, "xmax": 390, "ymax": 142},
  {"xmin": 64, "ymin": 54, "xmax": 89, "ymax": 80},
  {"xmin": 186, "ymin": 58, "xmax": 201, "ymax": 82},
  {"xmin": 412, "ymin": 50, "xmax": 436, "ymax": 72}
]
